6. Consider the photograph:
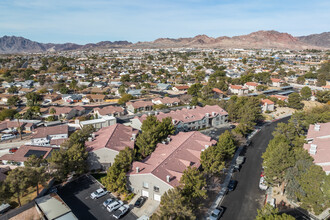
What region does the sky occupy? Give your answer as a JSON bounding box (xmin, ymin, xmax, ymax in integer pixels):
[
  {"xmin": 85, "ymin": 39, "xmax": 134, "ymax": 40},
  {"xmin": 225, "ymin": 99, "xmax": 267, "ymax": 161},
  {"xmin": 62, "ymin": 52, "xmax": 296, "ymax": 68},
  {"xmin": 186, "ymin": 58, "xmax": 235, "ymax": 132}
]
[{"xmin": 0, "ymin": 0, "xmax": 329, "ymax": 44}]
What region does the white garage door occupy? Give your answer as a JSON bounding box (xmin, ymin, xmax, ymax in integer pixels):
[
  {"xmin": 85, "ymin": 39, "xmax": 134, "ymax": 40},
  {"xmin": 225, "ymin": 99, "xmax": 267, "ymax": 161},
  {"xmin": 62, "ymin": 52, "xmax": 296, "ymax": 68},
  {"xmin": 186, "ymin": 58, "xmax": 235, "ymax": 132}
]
[
  {"xmin": 142, "ymin": 190, "xmax": 149, "ymax": 197},
  {"xmin": 153, "ymin": 194, "xmax": 161, "ymax": 201}
]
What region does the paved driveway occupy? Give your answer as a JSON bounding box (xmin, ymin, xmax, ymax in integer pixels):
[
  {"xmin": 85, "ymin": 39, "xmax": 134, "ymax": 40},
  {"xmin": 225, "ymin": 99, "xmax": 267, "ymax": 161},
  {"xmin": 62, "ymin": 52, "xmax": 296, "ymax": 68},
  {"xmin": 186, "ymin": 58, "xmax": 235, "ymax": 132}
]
[
  {"xmin": 220, "ymin": 117, "xmax": 290, "ymax": 220},
  {"xmin": 57, "ymin": 175, "xmax": 137, "ymax": 220}
]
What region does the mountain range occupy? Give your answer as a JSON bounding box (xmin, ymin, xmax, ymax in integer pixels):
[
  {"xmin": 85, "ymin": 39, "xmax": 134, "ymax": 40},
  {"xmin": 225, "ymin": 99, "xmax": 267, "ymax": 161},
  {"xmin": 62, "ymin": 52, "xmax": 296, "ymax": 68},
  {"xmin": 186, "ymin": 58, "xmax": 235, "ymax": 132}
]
[{"xmin": 0, "ymin": 30, "xmax": 329, "ymax": 54}]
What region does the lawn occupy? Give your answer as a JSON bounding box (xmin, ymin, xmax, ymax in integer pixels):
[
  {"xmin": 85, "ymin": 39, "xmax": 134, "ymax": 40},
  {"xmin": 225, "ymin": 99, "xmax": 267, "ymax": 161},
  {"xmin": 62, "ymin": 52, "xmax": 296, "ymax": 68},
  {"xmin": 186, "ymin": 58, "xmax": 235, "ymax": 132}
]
[{"xmin": 9, "ymin": 185, "xmax": 44, "ymax": 208}]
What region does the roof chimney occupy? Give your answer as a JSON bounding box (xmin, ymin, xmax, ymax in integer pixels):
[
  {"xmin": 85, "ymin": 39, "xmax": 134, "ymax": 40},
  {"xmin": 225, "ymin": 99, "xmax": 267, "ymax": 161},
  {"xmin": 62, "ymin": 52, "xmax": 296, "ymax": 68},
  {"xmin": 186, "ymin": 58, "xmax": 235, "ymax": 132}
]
[
  {"xmin": 166, "ymin": 175, "xmax": 171, "ymax": 182},
  {"xmin": 205, "ymin": 145, "xmax": 209, "ymax": 149},
  {"xmin": 88, "ymin": 137, "xmax": 93, "ymax": 142},
  {"xmin": 131, "ymin": 133, "xmax": 136, "ymax": 141},
  {"xmin": 136, "ymin": 167, "xmax": 140, "ymax": 173}
]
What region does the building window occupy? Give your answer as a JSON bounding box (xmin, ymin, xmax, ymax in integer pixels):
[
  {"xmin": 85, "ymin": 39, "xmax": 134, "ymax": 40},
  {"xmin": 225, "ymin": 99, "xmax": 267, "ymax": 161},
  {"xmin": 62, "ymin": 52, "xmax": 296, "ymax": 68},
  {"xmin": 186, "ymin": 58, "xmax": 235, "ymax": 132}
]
[
  {"xmin": 143, "ymin": 182, "xmax": 149, "ymax": 189},
  {"xmin": 154, "ymin": 186, "xmax": 160, "ymax": 192}
]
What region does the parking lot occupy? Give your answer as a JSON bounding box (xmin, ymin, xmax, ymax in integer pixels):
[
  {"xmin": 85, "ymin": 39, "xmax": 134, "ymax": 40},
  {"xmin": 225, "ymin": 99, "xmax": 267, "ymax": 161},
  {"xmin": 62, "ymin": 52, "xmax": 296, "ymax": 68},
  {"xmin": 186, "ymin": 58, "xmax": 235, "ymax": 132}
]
[
  {"xmin": 200, "ymin": 124, "xmax": 233, "ymax": 140},
  {"xmin": 57, "ymin": 175, "xmax": 137, "ymax": 220}
]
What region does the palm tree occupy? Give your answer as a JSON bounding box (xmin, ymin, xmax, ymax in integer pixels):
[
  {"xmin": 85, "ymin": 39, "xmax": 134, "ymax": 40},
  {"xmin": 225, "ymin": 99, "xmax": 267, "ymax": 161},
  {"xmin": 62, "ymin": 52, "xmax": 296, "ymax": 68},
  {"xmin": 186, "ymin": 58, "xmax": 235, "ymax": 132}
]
[{"xmin": 14, "ymin": 113, "xmax": 22, "ymax": 140}]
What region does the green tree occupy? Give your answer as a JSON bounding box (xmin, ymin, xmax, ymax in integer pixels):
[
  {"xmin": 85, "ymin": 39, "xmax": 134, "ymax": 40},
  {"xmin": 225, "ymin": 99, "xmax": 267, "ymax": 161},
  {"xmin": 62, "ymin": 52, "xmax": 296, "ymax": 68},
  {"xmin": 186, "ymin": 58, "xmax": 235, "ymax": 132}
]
[
  {"xmin": 7, "ymin": 86, "xmax": 18, "ymax": 94},
  {"xmin": 187, "ymin": 83, "xmax": 203, "ymax": 97},
  {"xmin": 288, "ymin": 93, "xmax": 304, "ymax": 110},
  {"xmin": 26, "ymin": 92, "xmax": 42, "ymax": 107},
  {"xmin": 103, "ymin": 147, "xmax": 134, "ymax": 194},
  {"xmin": 297, "ymin": 76, "xmax": 305, "ymax": 85},
  {"xmin": 120, "ymin": 74, "xmax": 130, "ymax": 83},
  {"xmin": 180, "ymin": 167, "xmax": 206, "ymax": 205},
  {"xmin": 118, "ymin": 94, "xmax": 133, "ymax": 105},
  {"xmin": 25, "ymin": 167, "xmax": 48, "ymax": 196},
  {"xmin": 256, "ymin": 204, "xmax": 295, "ymax": 220},
  {"xmin": 158, "ymin": 188, "xmax": 196, "ymax": 220},
  {"xmin": 201, "ymin": 145, "xmax": 225, "ymax": 174},
  {"xmin": 14, "ymin": 113, "xmax": 23, "ymax": 140},
  {"xmin": 4, "ymin": 168, "xmax": 30, "ymax": 206},
  {"xmin": 50, "ymin": 108, "xmax": 56, "ymax": 115},
  {"xmin": 315, "ymin": 90, "xmax": 330, "ymax": 103},
  {"xmin": 300, "ymin": 86, "xmax": 312, "ymax": 100},
  {"xmin": 7, "ymin": 95, "xmax": 20, "ymax": 106},
  {"xmin": 0, "ymin": 109, "xmax": 17, "ymax": 121},
  {"xmin": 262, "ymin": 141, "xmax": 295, "ymax": 186},
  {"xmin": 217, "ymin": 130, "xmax": 236, "ymax": 160}
]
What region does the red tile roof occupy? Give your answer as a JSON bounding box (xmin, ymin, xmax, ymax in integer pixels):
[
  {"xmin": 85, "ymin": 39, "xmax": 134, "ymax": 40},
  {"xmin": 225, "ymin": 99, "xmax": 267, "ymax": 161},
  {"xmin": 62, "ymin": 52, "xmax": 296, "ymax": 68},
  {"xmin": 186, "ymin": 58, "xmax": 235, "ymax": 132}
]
[
  {"xmin": 0, "ymin": 145, "xmax": 54, "ymax": 162},
  {"xmin": 94, "ymin": 106, "xmax": 124, "ymax": 115},
  {"xmin": 31, "ymin": 125, "xmax": 69, "ymax": 139},
  {"xmin": 137, "ymin": 105, "xmax": 228, "ymax": 124},
  {"xmin": 230, "ymin": 85, "xmax": 248, "ymax": 90},
  {"xmin": 175, "ymin": 86, "xmax": 189, "ymax": 90},
  {"xmin": 128, "ymin": 131, "xmax": 216, "ymax": 187},
  {"xmin": 126, "ymin": 100, "xmax": 154, "ymax": 108},
  {"xmin": 270, "ymin": 78, "xmax": 282, "ymax": 82},
  {"xmin": 303, "ymin": 123, "xmax": 330, "ymax": 173},
  {"xmin": 245, "ymin": 82, "xmax": 258, "ymax": 87},
  {"xmin": 270, "ymin": 95, "xmax": 288, "ymax": 101},
  {"xmin": 261, "ymin": 99, "xmax": 274, "ymax": 105},
  {"xmin": 212, "ymin": 88, "xmax": 224, "ymax": 94},
  {"xmin": 86, "ymin": 123, "xmax": 138, "ymax": 152},
  {"xmin": 153, "ymin": 97, "xmax": 180, "ymax": 104}
]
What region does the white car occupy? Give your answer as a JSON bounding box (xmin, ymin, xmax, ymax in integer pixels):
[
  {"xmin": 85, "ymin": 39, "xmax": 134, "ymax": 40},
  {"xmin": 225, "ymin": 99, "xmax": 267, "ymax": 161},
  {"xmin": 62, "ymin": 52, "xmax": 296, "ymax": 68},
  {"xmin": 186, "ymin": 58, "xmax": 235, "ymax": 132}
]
[
  {"xmin": 208, "ymin": 207, "xmax": 225, "ymax": 220},
  {"xmin": 103, "ymin": 198, "xmax": 114, "ymax": 207},
  {"xmin": 259, "ymin": 177, "xmax": 268, "ymax": 190},
  {"xmin": 90, "ymin": 188, "xmax": 108, "ymax": 199},
  {"xmin": 107, "ymin": 200, "xmax": 124, "ymax": 213},
  {"xmin": 112, "ymin": 204, "xmax": 129, "ymax": 219}
]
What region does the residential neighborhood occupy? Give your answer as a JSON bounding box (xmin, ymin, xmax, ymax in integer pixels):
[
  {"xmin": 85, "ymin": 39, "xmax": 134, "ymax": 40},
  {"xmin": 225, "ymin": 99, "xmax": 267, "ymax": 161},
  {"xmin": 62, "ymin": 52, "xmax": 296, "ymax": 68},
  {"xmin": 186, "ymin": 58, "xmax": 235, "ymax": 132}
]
[{"xmin": 0, "ymin": 47, "xmax": 329, "ymax": 220}]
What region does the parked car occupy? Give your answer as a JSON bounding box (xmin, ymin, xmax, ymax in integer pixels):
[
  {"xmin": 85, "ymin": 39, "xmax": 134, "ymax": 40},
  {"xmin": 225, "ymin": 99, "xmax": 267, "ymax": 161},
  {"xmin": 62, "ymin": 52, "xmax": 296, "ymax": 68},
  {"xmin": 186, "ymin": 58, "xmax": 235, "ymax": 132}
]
[
  {"xmin": 134, "ymin": 196, "xmax": 147, "ymax": 208},
  {"xmin": 236, "ymin": 156, "xmax": 245, "ymax": 165},
  {"xmin": 259, "ymin": 177, "xmax": 268, "ymax": 190},
  {"xmin": 9, "ymin": 147, "xmax": 18, "ymax": 154},
  {"xmin": 209, "ymin": 206, "xmax": 225, "ymax": 220},
  {"xmin": 233, "ymin": 164, "xmax": 241, "ymax": 172},
  {"xmin": 112, "ymin": 204, "xmax": 129, "ymax": 219},
  {"xmin": 229, "ymin": 125, "xmax": 236, "ymax": 129},
  {"xmin": 0, "ymin": 203, "xmax": 11, "ymax": 214},
  {"xmin": 90, "ymin": 188, "xmax": 108, "ymax": 199},
  {"xmin": 103, "ymin": 198, "xmax": 114, "ymax": 207},
  {"xmin": 228, "ymin": 180, "xmax": 237, "ymax": 191},
  {"xmin": 1, "ymin": 134, "xmax": 15, "ymax": 141},
  {"xmin": 107, "ymin": 200, "xmax": 124, "ymax": 212}
]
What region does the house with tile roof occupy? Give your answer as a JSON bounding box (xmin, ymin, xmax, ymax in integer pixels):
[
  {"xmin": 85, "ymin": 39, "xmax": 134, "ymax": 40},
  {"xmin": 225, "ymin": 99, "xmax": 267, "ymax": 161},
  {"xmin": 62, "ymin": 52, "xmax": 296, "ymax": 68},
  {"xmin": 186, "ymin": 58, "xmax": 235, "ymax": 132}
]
[
  {"xmin": 304, "ymin": 123, "xmax": 330, "ymax": 175},
  {"xmin": 86, "ymin": 123, "xmax": 138, "ymax": 170},
  {"xmin": 270, "ymin": 78, "xmax": 284, "ymax": 87},
  {"xmin": 126, "ymin": 100, "xmax": 154, "ymax": 113},
  {"xmin": 93, "ymin": 106, "xmax": 125, "ymax": 117},
  {"xmin": 229, "ymin": 85, "xmax": 248, "ymax": 96},
  {"xmin": 0, "ymin": 145, "xmax": 54, "ymax": 167},
  {"xmin": 244, "ymin": 82, "xmax": 259, "ymax": 92},
  {"xmin": 212, "ymin": 88, "xmax": 225, "ymax": 99},
  {"xmin": 127, "ymin": 131, "xmax": 216, "ymax": 201},
  {"xmin": 260, "ymin": 99, "xmax": 275, "ymax": 112},
  {"xmin": 27, "ymin": 124, "xmax": 69, "ymax": 147},
  {"xmin": 152, "ymin": 97, "xmax": 180, "ymax": 107},
  {"xmin": 130, "ymin": 105, "xmax": 228, "ymax": 131}
]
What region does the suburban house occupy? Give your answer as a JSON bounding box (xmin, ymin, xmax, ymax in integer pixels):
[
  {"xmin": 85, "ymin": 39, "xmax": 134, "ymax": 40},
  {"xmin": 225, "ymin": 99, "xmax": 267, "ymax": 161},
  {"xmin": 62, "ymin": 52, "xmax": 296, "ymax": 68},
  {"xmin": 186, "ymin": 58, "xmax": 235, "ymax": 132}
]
[
  {"xmin": 27, "ymin": 124, "xmax": 69, "ymax": 147},
  {"xmin": 82, "ymin": 94, "xmax": 106, "ymax": 103},
  {"xmin": 127, "ymin": 131, "xmax": 216, "ymax": 201},
  {"xmin": 212, "ymin": 88, "xmax": 225, "ymax": 99},
  {"xmin": 93, "ymin": 106, "xmax": 125, "ymax": 117},
  {"xmin": 86, "ymin": 124, "xmax": 138, "ymax": 170},
  {"xmin": 152, "ymin": 97, "xmax": 180, "ymax": 107},
  {"xmin": 244, "ymin": 82, "xmax": 259, "ymax": 92},
  {"xmin": 260, "ymin": 99, "xmax": 275, "ymax": 112},
  {"xmin": 157, "ymin": 83, "xmax": 172, "ymax": 91},
  {"xmin": 78, "ymin": 116, "xmax": 116, "ymax": 131},
  {"xmin": 229, "ymin": 85, "xmax": 249, "ymax": 96},
  {"xmin": 172, "ymin": 86, "xmax": 189, "ymax": 92},
  {"xmin": 42, "ymin": 107, "xmax": 84, "ymax": 120},
  {"xmin": 270, "ymin": 78, "xmax": 284, "ymax": 87},
  {"xmin": 0, "ymin": 145, "xmax": 54, "ymax": 166},
  {"xmin": 129, "ymin": 105, "xmax": 228, "ymax": 131},
  {"xmin": 270, "ymin": 95, "xmax": 288, "ymax": 102},
  {"xmin": 62, "ymin": 94, "xmax": 82, "ymax": 103},
  {"xmin": 303, "ymin": 123, "xmax": 330, "ymax": 175},
  {"xmin": 126, "ymin": 100, "xmax": 154, "ymax": 113}
]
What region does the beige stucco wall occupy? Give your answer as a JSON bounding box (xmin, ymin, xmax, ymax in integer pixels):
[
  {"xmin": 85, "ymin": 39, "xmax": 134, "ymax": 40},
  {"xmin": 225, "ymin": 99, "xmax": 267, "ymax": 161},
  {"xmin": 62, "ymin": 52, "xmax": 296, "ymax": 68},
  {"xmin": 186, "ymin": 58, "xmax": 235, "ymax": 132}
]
[
  {"xmin": 88, "ymin": 148, "xmax": 119, "ymax": 170},
  {"xmin": 127, "ymin": 173, "xmax": 173, "ymax": 201}
]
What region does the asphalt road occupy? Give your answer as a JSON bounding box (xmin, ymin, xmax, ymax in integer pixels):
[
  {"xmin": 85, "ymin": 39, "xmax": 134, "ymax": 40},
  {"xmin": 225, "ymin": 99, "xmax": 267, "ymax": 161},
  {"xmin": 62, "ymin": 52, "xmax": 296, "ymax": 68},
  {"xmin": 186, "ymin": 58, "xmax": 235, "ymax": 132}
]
[
  {"xmin": 57, "ymin": 175, "xmax": 137, "ymax": 220},
  {"xmin": 220, "ymin": 117, "xmax": 290, "ymax": 220}
]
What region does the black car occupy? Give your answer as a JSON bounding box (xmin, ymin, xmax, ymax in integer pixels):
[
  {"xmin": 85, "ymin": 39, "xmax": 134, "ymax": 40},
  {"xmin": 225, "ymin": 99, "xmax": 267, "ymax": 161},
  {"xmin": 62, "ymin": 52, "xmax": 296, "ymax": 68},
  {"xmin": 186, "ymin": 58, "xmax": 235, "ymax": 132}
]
[
  {"xmin": 228, "ymin": 180, "xmax": 237, "ymax": 191},
  {"xmin": 134, "ymin": 196, "xmax": 147, "ymax": 208}
]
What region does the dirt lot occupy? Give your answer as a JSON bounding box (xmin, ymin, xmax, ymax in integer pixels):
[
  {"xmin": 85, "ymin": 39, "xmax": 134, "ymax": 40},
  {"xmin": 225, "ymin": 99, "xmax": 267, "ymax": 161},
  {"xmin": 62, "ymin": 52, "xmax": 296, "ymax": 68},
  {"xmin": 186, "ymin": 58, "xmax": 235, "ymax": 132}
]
[{"xmin": 302, "ymin": 100, "xmax": 325, "ymax": 111}]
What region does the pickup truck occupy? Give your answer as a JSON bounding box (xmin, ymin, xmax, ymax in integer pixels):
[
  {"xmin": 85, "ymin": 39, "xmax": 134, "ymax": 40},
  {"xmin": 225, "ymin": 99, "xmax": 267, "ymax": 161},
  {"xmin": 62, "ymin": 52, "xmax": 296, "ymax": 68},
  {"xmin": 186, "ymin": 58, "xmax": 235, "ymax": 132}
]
[{"xmin": 236, "ymin": 156, "xmax": 245, "ymax": 165}]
